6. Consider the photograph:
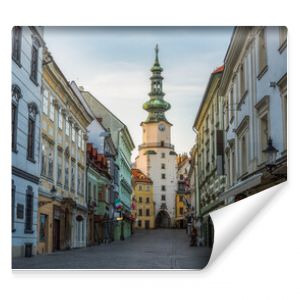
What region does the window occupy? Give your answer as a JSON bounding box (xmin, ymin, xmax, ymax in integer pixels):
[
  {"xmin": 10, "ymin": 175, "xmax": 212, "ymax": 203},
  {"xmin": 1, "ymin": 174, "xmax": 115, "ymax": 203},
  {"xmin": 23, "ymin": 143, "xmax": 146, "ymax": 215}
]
[
  {"xmin": 240, "ymin": 63, "xmax": 245, "ymax": 97},
  {"xmin": 146, "ymin": 209, "xmax": 150, "ymax": 216},
  {"xmin": 58, "ymin": 108, "xmax": 63, "ymax": 129},
  {"xmin": 72, "ymin": 124, "xmax": 76, "ymax": 142},
  {"xmin": 161, "ymin": 163, "xmax": 165, "ymax": 169},
  {"xmin": 180, "ymin": 207, "xmax": 184, "ymax": 215},
  {"xmin": 93, "ymin": 185, "xmax": 96, "ymax": 202},
  {"xmin": 161, "ymin": 185, "xmax": 166, "ymax": 191},
  {"xmin": 260, "ymin": 114, "xmax": 269, "ymax": 162},
  {"xmin": 24, "ymin": 186, "xmax": 34, "ymax": 233},
  {"xmin": 30, "ymin": 41, "xmax": 39, "ymax": 84},
  {"xmin": 27, "ymin": 102, "xmax": 38, "ymax": 162},
  {"xmin": 43, "ymin": 89, "xmax": 49, "ymax": 115},
  {"xmin": 12, "ymin": 181, "xmax": 16, "ymax": 232},
  {"xmin": 240, "ymin": 134, "xmax": 248, "ymax": 175},
  {"xmin": 41, "ymin": 141, "xmax": 47, "ymax": 176},
  {"xmin": 78, "ymin": 130, "xmax": 82, "ymax": 148},
  {"xmin": 71, "ymin": 161, "xmax": 75, "ymax": 191},
  {"xmin": 161, "ymin": 195, "xmax": 166, "ymax": 201},
  {"xmin": 161, "ymin": 152, "xmax": 165, "ymax": 158},
  {"xmin": 146, "ymin": 197, "xmax": 150, "ymax": 203},
  {"xmin": 179, "ymin": 174, "xmax": 184, "ymax": 180},
  {"xmin": 139, "ymin": 197, "xmax": 142, "ymax": 203},
  {"xmin": 12, "ymin": 85, "xmax": 22, "ymax": 151},
  {"xmin": 138, "ymin": 185, "xmax": 142, "ymax": 191},
  {"xmin": 57, "ymin": 151, "xmax": 62, "ymax": 184},
  {"xmin": 229, "ymin": 88, "xmax": 234, "ymax": 121},
  {"xmin": 279, "ymin": 27, "xmax": 287, "ymax": 49},
  {"xmin": 12, "ymin": 103, "xmax": 18, "ymax": 150},
  {"xmin": 49, "ymin": 96, "xmax": 55, "ymax": 121},
  {"xmin": 279, "ymin": 77, "xmax": 287, "ymax": 150},
  {"xmin": 48, "ymin": 144, "xmax": 54, "ymax": 179},
  {"xmin": 139, "ymin": 209, "xmax": 142, "ymax": 216},
  {"xmin": 161, "ymin": 173, "xmax": 166, "ymax": 179},
  {"xmin": 146, "ymin": 185, "xmax": 150, "ymax": 191},
  {"xmin": 12, "ymin": 26, "xmax": 22, "ymax": 64},
  {"xmin": 258, "ymin": 29, "xmax": 267, "ymax": 75},
  {"xmin": 231, "ymin": 150, "xmax": 236, "ymax": 185},
  {"xmin": 27, "ymin": 118, "xmax": 35, "ymax": 161},
  {"xmin": 138, "ymin": 220, "xmax": 142, "ymax": 227},
  {"xmin": 65, "ymin": 120, "xmax": 70, "ymax": 136},
  {"xmin": 64, "ymin": 157, "xmax": 69, "ymax": 189},
  {"xmin": 39, "ymin": 214, "xmax": 47, "ymax": 241}
]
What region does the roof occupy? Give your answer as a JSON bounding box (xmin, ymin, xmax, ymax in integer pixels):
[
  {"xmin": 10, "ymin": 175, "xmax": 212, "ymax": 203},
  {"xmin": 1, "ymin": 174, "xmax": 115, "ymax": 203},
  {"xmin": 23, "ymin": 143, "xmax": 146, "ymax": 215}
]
[
  {"xmin": 212, "ymin": 65, "xmax": 225, "ymax": 74},
  {"xmin": 132, "ymin": 168, "xmax": 153, "ymax": 184},
  {"xmin": 192, "ymin": 65, "xmax": 224, "ymax": 130}
]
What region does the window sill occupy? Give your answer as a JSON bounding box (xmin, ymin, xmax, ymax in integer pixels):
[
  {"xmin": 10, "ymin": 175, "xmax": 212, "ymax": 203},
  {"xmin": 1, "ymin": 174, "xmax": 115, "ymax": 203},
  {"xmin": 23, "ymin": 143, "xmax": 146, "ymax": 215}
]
[
  {"xmin": 237, "ymin": 90, "xmax": 248, "ymax": 110},
  {"xmin": 30, "ymin": 76, "xmax": 39, "ymax": 87},
  {"xmin": 257, "ymin": 65, "xmax": 268, "ymax": 80},
  {"xmin": 24, "ymin": 229, "xmax": 34, "ymax": 234},
  {"xmin": 27, "ymin": 156, "xmax": 36, "ymax": 164},
  {"xmin": 278, "ymin": 40, "xmax": 287, "ymax": 54},
  {"xmin": 12, "ymin": 56, "xmax": 22, "ymax": 68}
]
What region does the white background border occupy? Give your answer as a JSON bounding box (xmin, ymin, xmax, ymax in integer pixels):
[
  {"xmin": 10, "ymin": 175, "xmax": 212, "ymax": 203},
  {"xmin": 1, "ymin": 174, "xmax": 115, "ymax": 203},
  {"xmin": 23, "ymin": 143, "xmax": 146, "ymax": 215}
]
[{"xmin": 1, "ymin": 1, "xmax": 299, "ymax": 299}]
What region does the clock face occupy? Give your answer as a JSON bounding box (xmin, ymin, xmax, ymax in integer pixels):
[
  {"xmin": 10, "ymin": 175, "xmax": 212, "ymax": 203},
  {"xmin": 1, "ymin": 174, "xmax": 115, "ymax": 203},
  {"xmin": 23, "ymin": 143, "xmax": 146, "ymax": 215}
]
[{"xmin": 159, "ymin": 124, "xmax": 165, "ymax": 131}]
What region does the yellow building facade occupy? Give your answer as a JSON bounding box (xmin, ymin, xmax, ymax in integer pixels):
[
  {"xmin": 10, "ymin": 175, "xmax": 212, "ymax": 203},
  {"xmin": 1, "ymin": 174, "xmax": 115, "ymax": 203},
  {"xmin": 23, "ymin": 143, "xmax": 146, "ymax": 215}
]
[
  {"xmin": 132, "ymin": 169, "xmax": 155, "ymax": 229},
  {"xmin": 37, "ymin": 49, "xmax": 92, "ymax": 254}
]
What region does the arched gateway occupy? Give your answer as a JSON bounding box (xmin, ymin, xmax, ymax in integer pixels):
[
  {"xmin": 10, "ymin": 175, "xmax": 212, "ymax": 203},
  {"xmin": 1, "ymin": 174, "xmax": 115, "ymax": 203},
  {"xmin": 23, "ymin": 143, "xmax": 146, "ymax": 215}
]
[{"xmin": 155, "ymin": 210, "xmax": 171, "ymax": 228}]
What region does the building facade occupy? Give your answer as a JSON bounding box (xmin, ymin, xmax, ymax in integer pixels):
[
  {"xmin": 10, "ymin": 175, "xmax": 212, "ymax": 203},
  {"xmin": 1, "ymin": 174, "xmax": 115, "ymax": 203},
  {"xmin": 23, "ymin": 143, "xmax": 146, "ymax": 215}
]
[
  {"xmin": 37, "ymin": 49, "xmax": 92, "ymax": 254},
  {"xmin": 132, "ymin": 169, "xmax": 155, "ymax": 229},
  {"xmin": 12, "ymin": 26, "xmax": 45, "ymax": 257},
  {"xmin": 135, "ymin": 45, "xmax": 177, "ymax": 228},
  {"xmin": 219, "ymin": 26, "xmax": 287, "ymax": 204},
  {"xmin": 175, "ymin": 154, "xmax": 191, "ymax": 229},
  {"xmin": 192, "ymin": 65, "xmax": 226, "ymax": 246},
  {"xmin": 86, "ymin": 143, "xmax": 112, "ymax": 245},
  {"xmin": 80, "ymin": 88, "xmax": 135, "ymax": 241}
]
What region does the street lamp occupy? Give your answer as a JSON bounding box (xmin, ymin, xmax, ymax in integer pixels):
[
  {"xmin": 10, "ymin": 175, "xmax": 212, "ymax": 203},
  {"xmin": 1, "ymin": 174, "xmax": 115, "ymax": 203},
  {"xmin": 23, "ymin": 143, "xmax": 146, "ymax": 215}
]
[{"xmin": 262, "ymin": 137, "xmax": 278, "ymax": 172}]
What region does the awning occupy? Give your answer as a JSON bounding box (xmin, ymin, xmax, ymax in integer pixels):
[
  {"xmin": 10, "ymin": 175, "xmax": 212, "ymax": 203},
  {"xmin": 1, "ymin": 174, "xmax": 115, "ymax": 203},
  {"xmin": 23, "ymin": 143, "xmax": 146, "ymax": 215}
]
[{"xmin": 219, "ymin": 173, "xmax": 263, "ymax": 201}]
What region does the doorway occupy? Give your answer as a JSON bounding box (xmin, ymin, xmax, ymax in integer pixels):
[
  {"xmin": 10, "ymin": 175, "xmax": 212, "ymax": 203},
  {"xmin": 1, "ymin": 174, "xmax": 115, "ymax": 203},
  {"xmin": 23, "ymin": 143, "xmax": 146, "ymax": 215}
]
[{"xmin": 53, "ymin": 219, "xmax": 60, "ymax": 251}]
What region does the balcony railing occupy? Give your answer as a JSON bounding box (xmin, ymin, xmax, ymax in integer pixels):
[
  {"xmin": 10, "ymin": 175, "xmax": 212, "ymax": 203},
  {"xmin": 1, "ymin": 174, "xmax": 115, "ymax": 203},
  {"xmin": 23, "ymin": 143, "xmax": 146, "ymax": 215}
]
[{"xmin": 139, "ymin": 142, "xmax": 174, "ymax": 150}]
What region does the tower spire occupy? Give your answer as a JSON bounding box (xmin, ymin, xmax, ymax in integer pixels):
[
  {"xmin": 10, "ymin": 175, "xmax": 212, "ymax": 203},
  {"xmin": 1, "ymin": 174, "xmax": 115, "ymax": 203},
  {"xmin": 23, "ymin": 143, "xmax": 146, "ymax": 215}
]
[{"xmin": 142, "ymin": 45, "xmax": 171, "ymax": 123}]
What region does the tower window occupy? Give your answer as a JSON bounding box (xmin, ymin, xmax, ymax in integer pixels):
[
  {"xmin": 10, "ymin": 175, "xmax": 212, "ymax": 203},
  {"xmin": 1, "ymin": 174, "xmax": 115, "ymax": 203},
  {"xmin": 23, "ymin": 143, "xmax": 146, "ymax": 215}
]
[
  {"xmin": 161, "ymin": 185, "xmax": 166, "ymax": 191},
  {"xmin": 161, "ymin": 163, "xmax": 165, "ymax": 169},
  {"xmin": 161, "ymin": 195, "xmax": 166, "ymax": 201}
]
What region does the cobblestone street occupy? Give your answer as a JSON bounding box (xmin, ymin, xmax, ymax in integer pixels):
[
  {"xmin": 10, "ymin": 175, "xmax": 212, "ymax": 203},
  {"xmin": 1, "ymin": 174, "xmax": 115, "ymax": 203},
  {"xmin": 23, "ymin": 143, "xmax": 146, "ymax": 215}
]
[{"xmin": 12, "ymin": 229, "xmax": 212, "ymax": 269}]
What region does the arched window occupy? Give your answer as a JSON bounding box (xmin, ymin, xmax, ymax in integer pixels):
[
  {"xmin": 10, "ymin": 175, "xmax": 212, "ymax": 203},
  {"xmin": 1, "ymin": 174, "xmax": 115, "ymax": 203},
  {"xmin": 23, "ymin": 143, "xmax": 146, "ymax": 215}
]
[
  {"xmin": 12, "ymin": 85, "xmax": 22, "ymax": 152},
  {"xmin": 24, "ymin": 186, "xmax": 34, "ymax": 233}
]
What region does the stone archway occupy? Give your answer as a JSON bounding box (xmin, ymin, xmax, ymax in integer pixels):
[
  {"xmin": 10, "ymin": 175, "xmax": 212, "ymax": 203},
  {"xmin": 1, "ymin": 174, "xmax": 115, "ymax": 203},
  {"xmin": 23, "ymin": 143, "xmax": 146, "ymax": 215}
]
[{"xmin": 155, "ymin": 210, "xmax": 171, "ymax": 228}]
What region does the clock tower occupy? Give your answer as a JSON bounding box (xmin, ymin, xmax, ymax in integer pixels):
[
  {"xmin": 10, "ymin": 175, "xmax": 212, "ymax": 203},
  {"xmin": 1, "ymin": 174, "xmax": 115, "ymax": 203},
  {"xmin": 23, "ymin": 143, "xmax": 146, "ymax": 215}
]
[{"xmin": 135, "ymin": 45, "xmax": 177, "ymax": 228}]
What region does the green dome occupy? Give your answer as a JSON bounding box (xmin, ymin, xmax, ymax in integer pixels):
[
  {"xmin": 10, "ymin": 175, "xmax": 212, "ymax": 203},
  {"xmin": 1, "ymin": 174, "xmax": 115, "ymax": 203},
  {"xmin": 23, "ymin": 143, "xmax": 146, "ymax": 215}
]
[{"xmin": 143, "ymin": 98, "xmax": 171, "ymax": 112}]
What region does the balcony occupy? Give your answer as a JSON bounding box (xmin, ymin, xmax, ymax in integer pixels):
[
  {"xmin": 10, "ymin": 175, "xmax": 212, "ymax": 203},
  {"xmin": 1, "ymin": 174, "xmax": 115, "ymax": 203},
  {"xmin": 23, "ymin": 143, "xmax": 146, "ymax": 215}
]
[{"xmin": 139, "ymin": 142, "xmax": 174, "ymax": 151}]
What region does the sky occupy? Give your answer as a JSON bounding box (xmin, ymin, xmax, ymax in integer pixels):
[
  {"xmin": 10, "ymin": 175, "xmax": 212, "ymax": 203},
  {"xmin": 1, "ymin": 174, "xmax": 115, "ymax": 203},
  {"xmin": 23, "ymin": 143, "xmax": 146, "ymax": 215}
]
[{"xmin": 44, "ymin": 27, "xmax": 233, "ymax": 160}]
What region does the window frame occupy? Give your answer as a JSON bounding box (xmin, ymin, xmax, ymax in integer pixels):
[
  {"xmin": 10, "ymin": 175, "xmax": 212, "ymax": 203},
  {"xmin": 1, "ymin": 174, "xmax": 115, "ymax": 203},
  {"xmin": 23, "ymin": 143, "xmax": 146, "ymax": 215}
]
[
  {"xmin": 24, "ymin": 186, "xmax": 34, "ymax": 234},
  {"xmin": 12, "ymin": 26, "xmax": 22, "ymax": 66}
]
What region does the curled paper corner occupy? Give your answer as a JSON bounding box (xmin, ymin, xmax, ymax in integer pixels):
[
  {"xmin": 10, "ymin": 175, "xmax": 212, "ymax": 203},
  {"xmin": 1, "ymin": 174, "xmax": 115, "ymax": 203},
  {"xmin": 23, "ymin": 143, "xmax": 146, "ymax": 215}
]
[{"xmin": 206, "ymin": 182, "xmax": 287, "ymax": 267}]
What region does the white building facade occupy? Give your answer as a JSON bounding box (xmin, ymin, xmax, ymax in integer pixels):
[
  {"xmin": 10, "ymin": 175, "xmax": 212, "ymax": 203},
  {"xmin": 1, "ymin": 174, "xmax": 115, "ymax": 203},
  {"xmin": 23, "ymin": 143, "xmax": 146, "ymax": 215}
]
[
  {"xmin": 12, "ymin": 26, "xmax": 45, "ymax": 257},
  {"xmin": 135, "ymin": 46, "xmax": 177, "ymax": 228},
  {"xmin": 219, "ymin": 26, "xmax": 287, "ymax": 203}
]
